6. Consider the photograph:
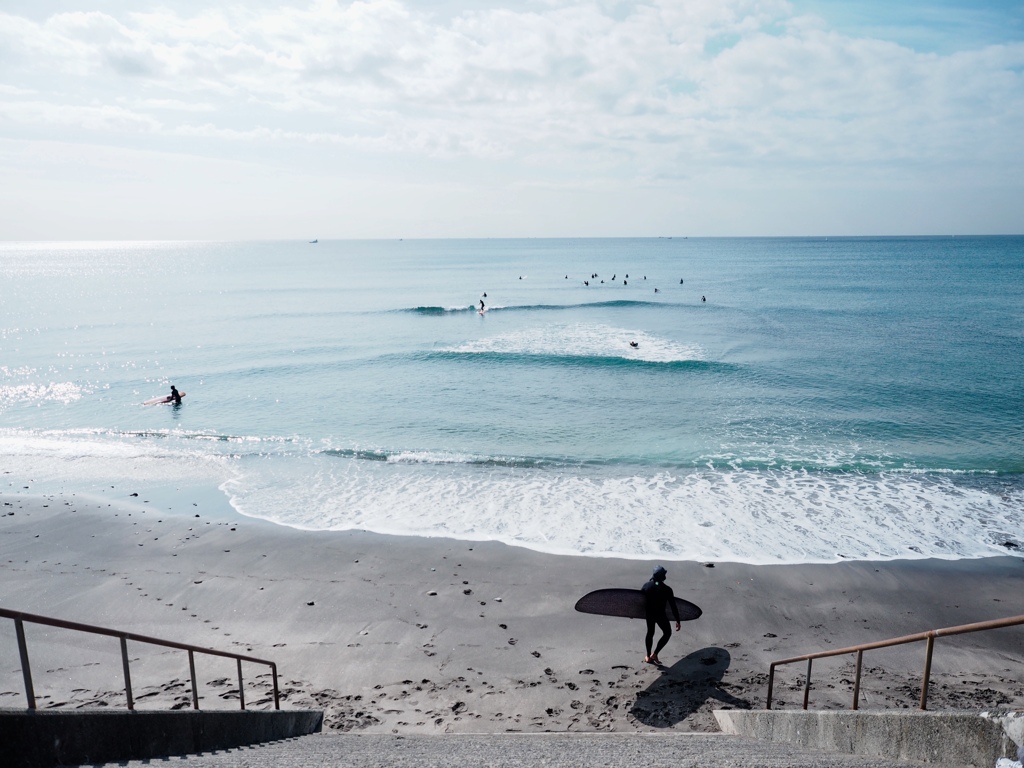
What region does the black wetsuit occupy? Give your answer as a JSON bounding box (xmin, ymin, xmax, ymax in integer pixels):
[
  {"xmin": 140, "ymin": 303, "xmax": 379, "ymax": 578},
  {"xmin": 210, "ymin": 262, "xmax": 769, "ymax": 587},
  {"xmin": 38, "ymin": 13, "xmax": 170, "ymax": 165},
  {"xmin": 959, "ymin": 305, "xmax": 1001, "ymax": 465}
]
[
  {"xmin": 641, "ymin": 578, "xmax": 681, "ymax": 658},
  {"xmin": 170, "ymin": 387, "xmax": 182, "ymax": 405}
]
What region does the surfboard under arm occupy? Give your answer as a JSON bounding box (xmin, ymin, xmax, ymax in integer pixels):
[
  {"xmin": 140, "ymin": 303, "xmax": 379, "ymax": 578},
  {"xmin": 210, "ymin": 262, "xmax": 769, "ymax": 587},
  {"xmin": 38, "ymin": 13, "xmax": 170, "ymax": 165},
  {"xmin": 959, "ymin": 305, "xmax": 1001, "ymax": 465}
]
[{"xmin": 573, "ymin": 588, "xmax": 702, "ymax": 621}]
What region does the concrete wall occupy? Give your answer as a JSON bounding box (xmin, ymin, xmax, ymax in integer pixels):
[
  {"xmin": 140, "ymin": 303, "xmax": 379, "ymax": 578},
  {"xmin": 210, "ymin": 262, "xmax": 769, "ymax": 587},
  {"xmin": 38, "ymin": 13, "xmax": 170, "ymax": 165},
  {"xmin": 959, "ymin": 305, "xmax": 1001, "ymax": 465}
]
[
  {"xmin": 714, "ymin": 709, "xmax": 1024, "ymax": 768},
  {"xmin": 0, "ymin": 708, "xmax": 323, "ymax": 768}
]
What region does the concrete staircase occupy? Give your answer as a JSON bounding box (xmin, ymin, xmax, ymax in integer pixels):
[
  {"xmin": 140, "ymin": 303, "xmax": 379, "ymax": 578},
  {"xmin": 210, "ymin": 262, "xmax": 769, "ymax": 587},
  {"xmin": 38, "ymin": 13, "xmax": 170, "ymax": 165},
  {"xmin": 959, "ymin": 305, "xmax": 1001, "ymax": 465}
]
[
  {"xmin": 1, "ymin": 709, "xmax": 323, "ymax": 768},
  {"xmin": 85, "ymin": 732, "xmax": 960, "ymax": 767}
]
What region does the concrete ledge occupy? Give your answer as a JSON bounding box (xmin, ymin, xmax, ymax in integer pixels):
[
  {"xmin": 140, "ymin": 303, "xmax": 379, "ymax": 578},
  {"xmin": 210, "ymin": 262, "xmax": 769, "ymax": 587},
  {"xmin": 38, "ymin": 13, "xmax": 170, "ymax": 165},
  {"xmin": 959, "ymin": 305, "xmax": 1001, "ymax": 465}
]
[
  {"xmin": 714, "ymin": 709, "xmax": 1024, "ymax": 768},
  {"xmin": 0, "ymin": 708, "xmax": 323, "ymax": 768}
]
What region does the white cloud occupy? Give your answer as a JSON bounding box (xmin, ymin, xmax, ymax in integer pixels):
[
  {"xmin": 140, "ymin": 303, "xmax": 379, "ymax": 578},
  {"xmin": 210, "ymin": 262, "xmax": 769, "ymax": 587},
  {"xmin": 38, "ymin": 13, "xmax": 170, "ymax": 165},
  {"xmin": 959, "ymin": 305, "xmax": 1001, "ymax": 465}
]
[
  {"xmin": 0, "ymin": 83, "xmax": 36, "ymax": 96},
  {"xmin": 0, "ymin": 0, "xmax": 1022, "ymax": 236},
  {"xmin": 129, "ymin": 98, "xmax": 218, "ymax": 112},
  {"xmin": 0, "ymin": 100, "xmax": 162, "ymax": 134}
]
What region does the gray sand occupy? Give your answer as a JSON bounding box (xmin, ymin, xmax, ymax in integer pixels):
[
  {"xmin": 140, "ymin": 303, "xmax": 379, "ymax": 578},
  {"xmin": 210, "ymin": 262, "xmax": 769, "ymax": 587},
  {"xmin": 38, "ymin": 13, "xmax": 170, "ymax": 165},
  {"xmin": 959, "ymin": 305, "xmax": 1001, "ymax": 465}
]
[{"xmin": 1, "ymin": 492, "xmax": 1022, "ymax": 733}]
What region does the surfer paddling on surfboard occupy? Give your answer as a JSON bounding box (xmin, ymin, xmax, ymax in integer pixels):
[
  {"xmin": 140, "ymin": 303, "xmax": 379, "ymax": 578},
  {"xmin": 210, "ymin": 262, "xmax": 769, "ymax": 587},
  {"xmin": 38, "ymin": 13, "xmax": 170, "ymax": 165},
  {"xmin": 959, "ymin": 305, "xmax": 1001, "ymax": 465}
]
[
  {"xmin": 642, "ymin": 566, "xmax": 681, "ymax": 665},
  {"xmin": 143, "ymin": 386, "xmax": 186, "ymax": 406}
]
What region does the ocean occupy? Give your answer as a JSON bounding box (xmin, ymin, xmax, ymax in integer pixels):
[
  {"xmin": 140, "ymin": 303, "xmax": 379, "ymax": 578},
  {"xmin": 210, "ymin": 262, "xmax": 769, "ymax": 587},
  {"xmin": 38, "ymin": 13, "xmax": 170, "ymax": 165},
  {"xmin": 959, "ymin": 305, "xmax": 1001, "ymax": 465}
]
[{"xmin": 2, "ymin": 237, "xmax": 1022, "ymax": 564}]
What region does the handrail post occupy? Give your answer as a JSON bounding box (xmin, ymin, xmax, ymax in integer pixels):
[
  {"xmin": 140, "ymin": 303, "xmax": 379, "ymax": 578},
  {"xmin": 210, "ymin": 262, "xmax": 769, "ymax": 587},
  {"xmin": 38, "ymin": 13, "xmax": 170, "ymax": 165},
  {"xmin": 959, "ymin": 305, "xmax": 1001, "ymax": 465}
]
[
  {"xmin": 15, "ymin": 619, "xmax": 36, "ymax": 710},
  {"xmin": 120, "ymin": 636, "xmax": 134, "ymax": 711},
  {"xmin": 852, "ymin": 649, "xmax": 863, "ymax": 710},
  {"xmin": 762, "ymin": 612, "xmax": 1024, "ymax": 712},
  {"xmin": 188, "ymin": 650, "xmax": 199, "ymax": 710},
  {"xmin": 237, "ymin": 658, "xmax": 245, "ymax": 710},
  {"xmin": 802, "ymin": 658, "xmax": 812, "ymax": 710},
  {"xmin": 272, "ymin": 663, "xmax": 280, "ymax": 710},
  {"xmin": 1, "ymin": 608, "xmax": 281, "ymax": 713},
  {"xmin": 920, "ymin": 634, "xmax": 935, "ymax": 710}
]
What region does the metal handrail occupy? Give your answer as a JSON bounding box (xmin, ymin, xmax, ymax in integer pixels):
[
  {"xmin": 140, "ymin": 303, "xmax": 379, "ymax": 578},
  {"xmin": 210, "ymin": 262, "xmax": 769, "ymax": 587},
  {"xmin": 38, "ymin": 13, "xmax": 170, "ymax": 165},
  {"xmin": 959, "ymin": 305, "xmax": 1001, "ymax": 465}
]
[
  {"xmin": 0, "ymin": 607, "xmax": 279, "ymax": 712},
  {"xmin": 766, "ymin": 613, "xmax": 1024, "ymax": 711}
]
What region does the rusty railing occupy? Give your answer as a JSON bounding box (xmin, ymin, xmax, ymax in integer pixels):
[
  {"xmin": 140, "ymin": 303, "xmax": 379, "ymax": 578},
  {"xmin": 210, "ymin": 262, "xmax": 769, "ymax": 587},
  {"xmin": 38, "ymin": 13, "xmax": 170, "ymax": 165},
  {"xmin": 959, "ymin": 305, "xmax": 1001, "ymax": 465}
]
[
  {"xmin": 766, "ymin": 613, "xmax": 1024, "ymax": 711},
  {"xmin": 0, "ymin": 607, "xmax": 279, "ymax": 711}
]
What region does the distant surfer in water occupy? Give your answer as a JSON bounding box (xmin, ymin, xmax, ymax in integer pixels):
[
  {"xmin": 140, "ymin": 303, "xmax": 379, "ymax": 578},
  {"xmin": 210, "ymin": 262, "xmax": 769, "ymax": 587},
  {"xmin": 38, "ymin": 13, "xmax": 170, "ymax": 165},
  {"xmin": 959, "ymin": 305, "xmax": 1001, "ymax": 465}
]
[
  {"xmin": 641, "ymin": 566, "xmax": 681, "ymax": 665},
  {"xmin": 479, "ymin": 298, "xmax": 485, "ymax": 312},
  {"xmin": 170, "ymin": 385, "xmax": 182, "ymax": 405},
  {"xmin": 630, "ymin": 341, "xmax": 639, "ymax": 348}
]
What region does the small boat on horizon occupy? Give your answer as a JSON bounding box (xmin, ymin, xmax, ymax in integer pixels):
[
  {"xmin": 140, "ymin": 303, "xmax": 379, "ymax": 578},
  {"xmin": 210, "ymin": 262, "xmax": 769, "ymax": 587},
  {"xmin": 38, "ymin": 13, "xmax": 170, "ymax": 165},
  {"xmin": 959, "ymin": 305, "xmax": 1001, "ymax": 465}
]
[{"xmin": 309, "ymin": 239, "xmax": 318, "ymax": 243}]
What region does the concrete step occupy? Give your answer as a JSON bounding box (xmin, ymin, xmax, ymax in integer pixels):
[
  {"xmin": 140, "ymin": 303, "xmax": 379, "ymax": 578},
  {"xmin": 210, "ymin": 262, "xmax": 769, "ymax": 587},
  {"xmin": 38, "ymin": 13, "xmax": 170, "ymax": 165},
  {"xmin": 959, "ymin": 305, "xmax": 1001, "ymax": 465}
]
[
  {"xmin": 715, "ymin": 709, "xmax": 1024, "ymax": 768},
  {"xmin": 88, "ymin": 732, "xmax": 953, "ymax": 767}
]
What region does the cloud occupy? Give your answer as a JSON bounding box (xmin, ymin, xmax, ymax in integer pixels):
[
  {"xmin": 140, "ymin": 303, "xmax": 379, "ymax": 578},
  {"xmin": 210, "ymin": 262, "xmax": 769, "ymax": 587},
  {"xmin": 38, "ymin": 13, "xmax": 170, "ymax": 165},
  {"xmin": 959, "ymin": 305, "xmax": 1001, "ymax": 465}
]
[
  {"xmin": 0, "ymin": 1, "xmax": 1022, "ymax": 236},
  {"xmin": 129, "ymin": 98, "xmax": 218, "ymax": 112},
  {"xmin": 0, "ymin": 100, "xmax": 162, "ymax": 134}
]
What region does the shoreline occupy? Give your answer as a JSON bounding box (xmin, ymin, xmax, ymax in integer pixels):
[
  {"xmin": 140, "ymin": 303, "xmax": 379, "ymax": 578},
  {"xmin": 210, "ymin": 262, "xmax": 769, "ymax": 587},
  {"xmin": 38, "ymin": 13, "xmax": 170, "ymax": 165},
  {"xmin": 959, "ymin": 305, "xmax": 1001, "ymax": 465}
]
[
  {"xmin": 2, "ymin": 491, "xmax": 1022, "ymax": 733},
  {"xmin": 7, "ymin": 445, "xmax": 1022, "ymax": 567}
]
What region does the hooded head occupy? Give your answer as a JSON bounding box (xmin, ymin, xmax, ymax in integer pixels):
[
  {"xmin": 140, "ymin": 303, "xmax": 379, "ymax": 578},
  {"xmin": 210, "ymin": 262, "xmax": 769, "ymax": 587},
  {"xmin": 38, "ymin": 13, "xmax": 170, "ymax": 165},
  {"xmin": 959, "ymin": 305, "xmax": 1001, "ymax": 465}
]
[{"xmin": 652, "ymin": 565, "xmax": 667, "ymax": 582}]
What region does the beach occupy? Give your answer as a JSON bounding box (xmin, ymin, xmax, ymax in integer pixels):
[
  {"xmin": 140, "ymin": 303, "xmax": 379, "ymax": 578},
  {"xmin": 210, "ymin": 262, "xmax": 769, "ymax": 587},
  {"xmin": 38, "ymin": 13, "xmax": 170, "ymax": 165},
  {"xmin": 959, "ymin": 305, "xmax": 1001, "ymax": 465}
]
[{"xmin": 3, "ymin": 491, "xmax": 1022, "ymax": 733}]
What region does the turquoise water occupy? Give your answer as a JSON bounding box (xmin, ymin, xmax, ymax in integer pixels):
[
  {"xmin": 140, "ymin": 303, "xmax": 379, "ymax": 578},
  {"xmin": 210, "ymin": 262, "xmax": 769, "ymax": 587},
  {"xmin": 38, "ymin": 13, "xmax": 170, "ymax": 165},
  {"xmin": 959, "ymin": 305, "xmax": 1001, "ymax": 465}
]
[{"xmin": 2, "ymin": 237, "xmax": 1022, "ymax": 563}]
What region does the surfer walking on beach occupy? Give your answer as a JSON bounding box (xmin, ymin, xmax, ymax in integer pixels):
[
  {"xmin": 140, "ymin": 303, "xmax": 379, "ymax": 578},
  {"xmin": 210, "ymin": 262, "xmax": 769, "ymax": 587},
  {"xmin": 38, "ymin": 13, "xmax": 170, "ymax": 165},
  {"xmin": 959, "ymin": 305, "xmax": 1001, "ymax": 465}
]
[{"xmin": 642, "ymin": 565, "xmax": 681, "ymax": 665}]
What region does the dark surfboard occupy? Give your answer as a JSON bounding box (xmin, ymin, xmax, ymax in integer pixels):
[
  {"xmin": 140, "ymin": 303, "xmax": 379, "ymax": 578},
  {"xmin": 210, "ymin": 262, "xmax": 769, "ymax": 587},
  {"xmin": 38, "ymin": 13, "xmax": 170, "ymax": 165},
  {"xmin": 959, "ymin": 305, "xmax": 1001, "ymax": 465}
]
[{"xmin": 574, "ymin": 588, "xmax": 702, "ymax": 621}]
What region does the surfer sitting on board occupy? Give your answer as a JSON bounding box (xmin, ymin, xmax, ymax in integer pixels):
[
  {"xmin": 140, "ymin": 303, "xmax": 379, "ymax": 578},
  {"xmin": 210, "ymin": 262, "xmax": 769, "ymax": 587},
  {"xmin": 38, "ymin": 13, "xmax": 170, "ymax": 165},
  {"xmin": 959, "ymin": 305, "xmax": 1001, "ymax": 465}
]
[
  {"xmin": 170, "ymin": 385, "xmax": 182, "ymax": 405},
  {"xmin": 641, "ymin": 566, "xmax": 681, "ymax": 665}
]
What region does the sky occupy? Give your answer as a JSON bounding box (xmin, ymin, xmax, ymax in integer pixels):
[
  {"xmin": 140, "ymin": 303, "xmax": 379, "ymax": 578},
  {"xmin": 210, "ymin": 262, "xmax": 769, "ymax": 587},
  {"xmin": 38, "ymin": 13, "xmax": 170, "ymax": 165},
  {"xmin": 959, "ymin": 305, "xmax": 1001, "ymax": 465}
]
[{"xmin": 1, "ymin": 0, "xmax": 1022, "ymax": 239}]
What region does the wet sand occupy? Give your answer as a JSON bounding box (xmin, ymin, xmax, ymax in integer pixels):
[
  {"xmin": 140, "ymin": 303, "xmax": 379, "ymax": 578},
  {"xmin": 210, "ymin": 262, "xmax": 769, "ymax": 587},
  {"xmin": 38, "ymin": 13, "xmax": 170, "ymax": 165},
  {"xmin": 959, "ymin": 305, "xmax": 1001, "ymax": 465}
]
[{"xmin": 1, "ymin": 491, "xmax": 1022, "ymax": 732}]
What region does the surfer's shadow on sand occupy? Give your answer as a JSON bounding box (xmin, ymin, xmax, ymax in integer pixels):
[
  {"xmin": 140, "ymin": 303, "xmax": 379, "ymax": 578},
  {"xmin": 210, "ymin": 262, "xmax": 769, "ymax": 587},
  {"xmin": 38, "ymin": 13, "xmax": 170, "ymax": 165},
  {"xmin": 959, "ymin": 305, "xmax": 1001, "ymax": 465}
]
[{"xmin": 628, "ymin": 647, "xmax": 751, "ymax": 728}]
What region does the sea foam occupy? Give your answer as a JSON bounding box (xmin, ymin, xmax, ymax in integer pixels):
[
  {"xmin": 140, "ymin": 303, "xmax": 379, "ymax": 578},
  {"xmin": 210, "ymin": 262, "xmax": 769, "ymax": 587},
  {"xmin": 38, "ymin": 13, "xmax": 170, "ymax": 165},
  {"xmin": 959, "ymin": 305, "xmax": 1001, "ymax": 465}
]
[
  {"xmin": 3, "ymin": 429, "xmax": 1022, "ymax": 565},
  {"xmin": 224, "ymin": 451, "xmax": 1024, "ymax": 564},
  {"xmin": 445, "ymin": 323, "xmax": 703, "ymax": 364}
]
